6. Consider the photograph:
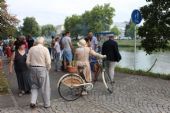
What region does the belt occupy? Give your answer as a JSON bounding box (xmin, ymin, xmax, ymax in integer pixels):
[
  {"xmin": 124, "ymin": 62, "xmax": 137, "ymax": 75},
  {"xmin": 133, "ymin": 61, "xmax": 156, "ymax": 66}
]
[{"xmin": 31, "ymin": 65, "xmax": 45, "ymax": 67}]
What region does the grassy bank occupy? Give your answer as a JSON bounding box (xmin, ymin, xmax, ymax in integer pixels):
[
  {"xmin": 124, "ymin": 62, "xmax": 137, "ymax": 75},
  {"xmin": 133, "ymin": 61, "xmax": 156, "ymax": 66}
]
[
  {"xmin": 73, "ymin": 39, "xmax": 141, "ymax": 48},
  {"xmin": 116, "ymin": 39, "xmax": 141, "ymax": 47},
  {"xmin": 115, "ymin": 66, "xmax": 170, "ymax": 80},
  {"xmin": 0, "ymin": 71, "xmax": 9, "ymax": 95}
]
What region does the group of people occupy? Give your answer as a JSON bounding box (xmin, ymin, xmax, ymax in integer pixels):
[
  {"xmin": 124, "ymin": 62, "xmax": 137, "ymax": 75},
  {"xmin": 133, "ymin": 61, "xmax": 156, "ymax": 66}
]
[
  {"xmin": 4, "ymin": 31, "xmax": 121, "ymax": 109},
  {"xmin": 8, "ymin": 35, "xmax": 51, "ymax": 108},
  {"xmin": 50, "ymin": 31, "xmax": 121, "ymax": 95}
]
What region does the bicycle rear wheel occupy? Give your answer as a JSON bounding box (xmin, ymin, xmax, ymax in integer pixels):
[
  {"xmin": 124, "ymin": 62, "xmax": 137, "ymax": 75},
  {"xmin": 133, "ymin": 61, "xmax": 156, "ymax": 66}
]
[
  {"xmin": 57, "ymin": 73, "xmax": 84, "ymax": 101},
  {"xmin": 102, "ymin": 71, "xmax": 113, "ymax": 93}
]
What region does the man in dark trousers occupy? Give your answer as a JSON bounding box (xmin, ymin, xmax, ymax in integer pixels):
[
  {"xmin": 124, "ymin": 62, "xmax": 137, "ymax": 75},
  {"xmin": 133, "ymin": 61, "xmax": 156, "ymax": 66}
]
[
  {"xmin": 27, "ymin": 34, "xmax": 34, "ymax": 49},
  {"xmin": 102, "ymin": 34, "xmax": 121, "ymax": 83}
]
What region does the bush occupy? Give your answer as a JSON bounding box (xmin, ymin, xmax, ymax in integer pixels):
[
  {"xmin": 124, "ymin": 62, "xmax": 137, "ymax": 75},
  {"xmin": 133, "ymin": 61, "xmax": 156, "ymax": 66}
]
[{"xmin": 0, "ymin": 71, "xmax": 9, "ymax": 94}]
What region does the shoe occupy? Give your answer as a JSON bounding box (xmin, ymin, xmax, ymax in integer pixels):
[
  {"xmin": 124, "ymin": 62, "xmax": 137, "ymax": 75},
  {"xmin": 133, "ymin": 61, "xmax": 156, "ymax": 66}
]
[
  {"xmin": 21, "ymin": 91, "xmax": 25, "ymax": 94},
  {"xmin": 18, "ymin": 93, "xmax": 23, "ymax": 97},
  {"xmin": 82, "ymin": 91, "xmax": 88, "ymax": 95},
  {"xmin": 30, "ymin": 103, "xmax": 36, "ymax": 109},
  {"xmin": 111, "ymin": 81, "xmax": 115, "ymax": 84},
  {"xmin": 55, "ymin": 69, "xmax": 61, "ymax": 72},
  {"xmin": 44, "ymin": 106, "xmax": 51, "ymax": 109},
  {"xmin": 25, "ymin": 91, "xmax": 31, "ymax": 94}
]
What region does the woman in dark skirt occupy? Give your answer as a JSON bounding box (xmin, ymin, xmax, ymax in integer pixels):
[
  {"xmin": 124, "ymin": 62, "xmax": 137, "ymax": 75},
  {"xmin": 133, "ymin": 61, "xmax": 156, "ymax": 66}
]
[{"xmin": 9, "ymin": 39, "xmax": 31, "ymax": 97}]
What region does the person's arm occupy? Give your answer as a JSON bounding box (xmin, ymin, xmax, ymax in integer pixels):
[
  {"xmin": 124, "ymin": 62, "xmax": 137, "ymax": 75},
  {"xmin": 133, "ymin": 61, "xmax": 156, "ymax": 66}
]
[
  {"xmin": 26, "ymin": 49, "xmax": 31, "ymax": 66},
  {"xmin": 69, "ymin": 37, "xmax": 74, "ymax": 52},
  {"xmin": 89, "ymin": 47, "xmax": 105, "ymax": 58},
  {"xmin": 102, "ymin": 43, "xmax": 106, "ymax": 55},
  {"xmin": 94, "ymin": 37, "xmax": 98, "ymax": 51},
  {"xmin": 45, "ymin": 48, "xmax": 51, "ymax": 70},
  {"xmin": 9, "ymin": 52, "xmax": 15, "ymax": 74}
]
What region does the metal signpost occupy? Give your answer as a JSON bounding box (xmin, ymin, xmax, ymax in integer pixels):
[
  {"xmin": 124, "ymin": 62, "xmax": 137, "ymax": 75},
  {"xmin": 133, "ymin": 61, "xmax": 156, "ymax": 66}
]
[{"xmin": 131, "ymin": 9, "xmax": 142, "ymax": 70}]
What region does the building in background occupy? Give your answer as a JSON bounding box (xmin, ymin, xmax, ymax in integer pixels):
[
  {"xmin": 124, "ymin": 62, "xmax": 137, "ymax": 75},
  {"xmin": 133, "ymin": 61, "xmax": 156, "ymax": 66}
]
[
  {"xmin": 113, "ymin": 21, "xmax": 129, "ymax": 39},
  {"xmin": 56, "ymin": 25, "xmax": 64, "ymax": 35}
]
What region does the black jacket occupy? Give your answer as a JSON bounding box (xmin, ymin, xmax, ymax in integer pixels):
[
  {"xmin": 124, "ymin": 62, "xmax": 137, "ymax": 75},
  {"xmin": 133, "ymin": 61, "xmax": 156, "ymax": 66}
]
[{"xmin": 102, "ymin": 39, "xmax": 121, "ymax": 62}]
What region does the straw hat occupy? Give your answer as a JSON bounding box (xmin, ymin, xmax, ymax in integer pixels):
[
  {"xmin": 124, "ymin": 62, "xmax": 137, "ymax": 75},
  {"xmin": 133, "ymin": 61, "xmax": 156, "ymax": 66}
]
[{"xmin": 77, "ymin": 39, "xmax": 87, "ymax": 47}]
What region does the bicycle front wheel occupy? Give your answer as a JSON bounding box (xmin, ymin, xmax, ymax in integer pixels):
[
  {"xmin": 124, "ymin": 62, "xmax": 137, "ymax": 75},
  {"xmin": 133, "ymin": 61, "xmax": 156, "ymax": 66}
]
[
  {"xmin": 102, "ymin": 71, "xmax": 113, "ymax": 93},
  {"xmin": 57, "ymin": 73, "xmax": 84, "ymax": 101}
]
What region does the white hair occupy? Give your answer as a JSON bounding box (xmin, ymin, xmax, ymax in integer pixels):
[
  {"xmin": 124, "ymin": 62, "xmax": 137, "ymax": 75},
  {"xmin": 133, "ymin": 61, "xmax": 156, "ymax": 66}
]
[{"xmin": 36, "ymin": 36, "xmax": 45, "ymax": 44}]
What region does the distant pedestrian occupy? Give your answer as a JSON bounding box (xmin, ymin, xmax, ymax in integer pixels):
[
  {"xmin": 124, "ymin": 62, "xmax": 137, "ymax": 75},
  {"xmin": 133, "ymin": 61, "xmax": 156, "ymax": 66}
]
[
  {"xmin": 88, "ymin": 32, "xmax": 98, "ymax": 51},
  {"xmin": 26, "ymin": 37, "xmax": 51, "ymax": 109},
  {"xmin": 51, "ymin": 36, "xmax": 56, "ymax": 60},
  {"xmin": 9, "ymin": 39, "xmax": 31, "ymax": 97},
  {"xmin": 61, "ymin": 31, "xmax": 73, "ymax": 70},
  {"xmin": 54, "ymin": 37, "xmax": 61, "ymax": 71},
  {"xmin": 0, "ymin": 41, "xmax": 4, "ymax": 57},
  {"xmin": 5, "ymin": 41, "xmax": 13, "ymax": 60},
  {"xmin": 102, "ymin": 34, "xmax": 121, "ymax": 83},
  {"xmin": 27, "ymin": 34, "xmax": 34, "ymax": 49}
]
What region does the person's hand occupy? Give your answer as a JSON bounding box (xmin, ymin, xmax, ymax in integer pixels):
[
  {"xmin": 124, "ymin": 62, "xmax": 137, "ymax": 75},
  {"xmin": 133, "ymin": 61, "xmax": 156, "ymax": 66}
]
[
  {"xmin": 102, "ymin": 55, "xmax": 106, "ymax": 58},
  {"xmin": 9, "ymin": 68, "xmax": 13, "ymax": 75}
]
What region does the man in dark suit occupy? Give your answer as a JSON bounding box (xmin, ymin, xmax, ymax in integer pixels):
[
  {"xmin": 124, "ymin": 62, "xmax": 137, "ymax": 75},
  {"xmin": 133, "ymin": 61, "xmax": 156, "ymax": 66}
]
[{"xmin": 102, "ymin": 34, "xmax": 121, "ymax": 83}]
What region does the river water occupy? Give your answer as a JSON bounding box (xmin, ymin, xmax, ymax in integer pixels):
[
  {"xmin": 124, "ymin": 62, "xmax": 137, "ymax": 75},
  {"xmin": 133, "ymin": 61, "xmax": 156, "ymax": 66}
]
[{"xmin": 118, "ymin": 49, "xmax": 170, "ymax": 74}]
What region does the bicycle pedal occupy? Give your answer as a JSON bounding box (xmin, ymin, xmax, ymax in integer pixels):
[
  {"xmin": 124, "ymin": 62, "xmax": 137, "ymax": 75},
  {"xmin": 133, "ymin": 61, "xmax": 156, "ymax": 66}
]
[{"xmin": 85, "ymin": 83, "xmax": 93, "ymax": 91}]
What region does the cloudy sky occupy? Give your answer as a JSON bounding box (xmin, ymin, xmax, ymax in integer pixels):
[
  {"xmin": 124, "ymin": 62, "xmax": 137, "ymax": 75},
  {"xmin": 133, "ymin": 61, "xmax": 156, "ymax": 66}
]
[{"xmin": 6, "ymin": 0, "xmax": 147, "ymax": 26}]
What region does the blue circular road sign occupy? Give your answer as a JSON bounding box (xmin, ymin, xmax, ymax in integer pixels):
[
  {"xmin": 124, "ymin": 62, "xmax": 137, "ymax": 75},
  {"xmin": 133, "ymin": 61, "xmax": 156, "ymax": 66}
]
[{"xmin": 131, "ymin": 9, "xmax": 142, "ymax": 24}]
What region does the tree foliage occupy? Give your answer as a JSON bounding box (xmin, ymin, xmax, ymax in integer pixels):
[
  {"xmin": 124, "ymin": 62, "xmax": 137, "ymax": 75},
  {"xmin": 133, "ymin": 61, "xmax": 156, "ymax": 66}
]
[
  {"xmin": 110, "ymin": 25, "xmax": 121, "ymax": 36},
  {"xmin": 124, "ymin": 20, "xmax": 136, "ymax": 39},
  {"xmin": 0, "ymin": 0, "xmax": 19, "ymax": 39},
  {"xmin": 22, "ymin": 17, "xmax": 40, "ymax": 37},
  {"xmin": 41, "ymin": 24, "xmax": 56, "ymax": 37},
  {"xmin": 64, "ymin": 4, "xmax": 115, "ymax": 36},
  {"xmin": 139, "ymin": 0, "xmax": 170, "ymax": 54},
  {"xmin": 64, "ymin": 15, "xmax": 82, "ymax": 36}
]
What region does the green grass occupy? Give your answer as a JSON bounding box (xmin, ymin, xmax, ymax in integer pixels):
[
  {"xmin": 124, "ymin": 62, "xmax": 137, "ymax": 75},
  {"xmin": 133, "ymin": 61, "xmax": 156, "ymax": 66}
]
[
  {"xmin": 115, "ymin": 66, "xmax": 170, "ymax": 80},
  {"xmin": 0, "ymin": 71, "xmax": 9, "ymax": 95},
  {"xmin": 116, "ymin": 39, "xmax": 141, "ymax": 47}
]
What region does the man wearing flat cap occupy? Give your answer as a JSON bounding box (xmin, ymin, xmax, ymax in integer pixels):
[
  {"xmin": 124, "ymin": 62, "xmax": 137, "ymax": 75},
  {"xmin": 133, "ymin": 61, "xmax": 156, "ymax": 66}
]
[{"xmin": 102, "ymin": 34, "xmax": 121, "ymax": 83}]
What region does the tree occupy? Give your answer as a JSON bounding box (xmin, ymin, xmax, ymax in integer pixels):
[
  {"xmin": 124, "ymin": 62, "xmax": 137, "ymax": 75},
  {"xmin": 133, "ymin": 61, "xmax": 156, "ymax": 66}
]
[
  {"xmin": 138, "ymin": 0, "xmax": 170, "ymax": 54},
  {"xmin": 124, "ymin": 20, "xmax": 136, "ymax": 39},
  {"xmin": 22, "ymin": 17, "xmax": 40, "ymax": 37},
  {"xmin": 64, "ymin": 4, "xmax": 115, "ymax": 36},
  {"xmin": 64, "ymin": 15, "xmax": 82, "ymax": 36},
  {"xmin": 110, "ymin": 25, "xmax": 121, "ymax": 36},
  {"xmin": 87, "ymin": 4, "xmax": 115, "ymax": 33},
  {"xmin": 41, "ymin": 24, "xmax": 56, "ymax": 37},
  {"xmin": 0, "ymin": 0, "xmax": 19, "ymax": 39}
]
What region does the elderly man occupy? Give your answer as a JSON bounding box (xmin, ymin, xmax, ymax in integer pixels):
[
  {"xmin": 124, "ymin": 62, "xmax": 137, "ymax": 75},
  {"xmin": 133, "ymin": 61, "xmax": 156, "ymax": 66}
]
[
  {"xmin": 26, "ymin": 37, "xmax": 51, "ymax": 109},
  {"xmin": 102, "ymin": 34, "xmax": 121, "ymax": 83}
]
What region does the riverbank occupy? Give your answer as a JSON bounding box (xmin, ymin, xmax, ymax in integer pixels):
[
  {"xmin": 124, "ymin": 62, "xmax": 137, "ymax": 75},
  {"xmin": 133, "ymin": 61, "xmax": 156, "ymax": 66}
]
[
  {"xmin": 117, "ymin": 40, "xmax": 170, "ymax": 50},
  {"xmin": 116, "ymin": 39, "xmax": 141, "ymax": 47},
  {"xmin": 73, "ymin": 39, "xmax": 170, "ymax": 50},
  {"xmin": 115, "ymin": 66, "xmax": 170, "ymax": 80}
]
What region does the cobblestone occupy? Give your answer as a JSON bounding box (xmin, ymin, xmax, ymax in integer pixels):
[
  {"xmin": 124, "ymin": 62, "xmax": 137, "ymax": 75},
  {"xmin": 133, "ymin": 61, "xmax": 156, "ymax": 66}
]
[{"xmin": 1, "ymin": 72, "xmax": 170, "ymax": 113}]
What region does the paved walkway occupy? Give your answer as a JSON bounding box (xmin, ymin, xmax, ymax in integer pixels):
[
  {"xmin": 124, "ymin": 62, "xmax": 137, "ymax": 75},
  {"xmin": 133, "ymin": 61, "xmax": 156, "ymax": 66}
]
[{"xmin": 1, "ymin": 62, "xmax": 170, "ymax": 113}]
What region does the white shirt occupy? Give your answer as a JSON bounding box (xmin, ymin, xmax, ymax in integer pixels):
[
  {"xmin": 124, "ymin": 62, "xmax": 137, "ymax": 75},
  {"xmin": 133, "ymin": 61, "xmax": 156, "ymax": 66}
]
[
  {"xmin": 61, "ymin": 36, "xmax": 71, "ymax": 51},
  {"xmin": 26, "ymin": 44, "xmax": 51, "ymax": 70},
  {"xmin": 54, "ymin": 42, "xmax": 61, "ymax": 53},
  {"xmin": 91, "ymin": 36, "xmax": 98, "ymax": 51}
]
